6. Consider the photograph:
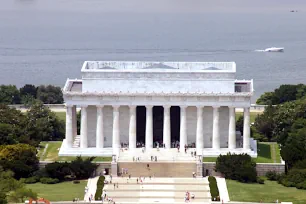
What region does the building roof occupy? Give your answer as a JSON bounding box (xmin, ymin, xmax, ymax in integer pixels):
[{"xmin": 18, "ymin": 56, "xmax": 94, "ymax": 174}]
[{"xmin": 82, "ymin": 61, "xmax": 236, "ymax": 72}]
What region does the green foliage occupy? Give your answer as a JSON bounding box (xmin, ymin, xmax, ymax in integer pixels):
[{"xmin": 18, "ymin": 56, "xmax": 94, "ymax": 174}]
[
  {"xmin": 208, "ymin": 176, "xmax": 220, "ymax": 201},
  {"xmin": 20, "ymin": 84, "xmax": 37, "ymax": 98},
  {"xmin": 40, "ymin": 177, "xmax": 60, "ymax": 184},
  {"xmin": 254, "ymin": 105, "xmax": 276, "ymax": 141},
  {"xmin": 0, "ymin": 85, "xmax": 20, "ymax": 104},
  {"xmin": 236, "ymin": 115, "xmax": 244, "ymax": 135},
  {"xmin": 45, "ymin": 162, "xmax": 70, "ymax": 180},
  {"xmin": 279, "ymin": 169, "xmax": 306, "ymax": 189},
  {"xmin": 265, "ymin": 171, "xmax": 279, "ymax": 181},
  {"xmin": 256, "ymin": 84, "xmax": 306, "ymax": 105},
  {"xmin": 70, "ymin": 156, "xmax": 97, "ymax": 180},
  {"xmin": 95, "ymin": 176, "xmax": 105, "ymax": 200},
  {"xmin": 256, "ymin": 177, "xmax": 265, "ymax": 184},
  {"xmin": 8, "ymin": 187, "xmax": 37, "ymax": 202},
  {"xmin": 24, "ymin": 101, "xmax": 65, "ymax": 144},
  {"xmin": 0, "ymin": 144, "xmax": 39, "ymax": 179},
  {"xmin": 215, "ymin": 153, "xmax": 257, "ymax": 183},
  {"xmin": 37, "ymin": 85, "xmax": 63, "ymax": 104},
  {"xmin": 22, "ymin": 176, "xmax": 39, "ymax": 184}
]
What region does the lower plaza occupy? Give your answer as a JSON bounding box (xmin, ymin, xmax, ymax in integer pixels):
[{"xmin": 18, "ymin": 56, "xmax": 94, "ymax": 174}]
[{"xmin": 59, "ymin": 61, "xmax": 258, "ymax": 160}]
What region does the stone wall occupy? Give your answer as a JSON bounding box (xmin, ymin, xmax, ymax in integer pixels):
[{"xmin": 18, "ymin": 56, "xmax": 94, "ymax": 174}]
[
  {"xmin": 203, "ymin": 162, "xmax": 285, "ymax": 177},
  {"xmin": 256, "ymin": 163, "xmax": 285, "ymax": 176}
]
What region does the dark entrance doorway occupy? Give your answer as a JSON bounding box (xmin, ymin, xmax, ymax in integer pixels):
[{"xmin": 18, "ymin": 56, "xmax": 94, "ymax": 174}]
[
  {"xmin": 153, "ymin": 106, "xmax": 164, "ymax": 146},
  {"xmin": 136, "ymin": 106, "xmax": 146, "ymax": 145},
  {"xmin": 170, "ymin": 106, "xmax": 180, "ymax": 143}
]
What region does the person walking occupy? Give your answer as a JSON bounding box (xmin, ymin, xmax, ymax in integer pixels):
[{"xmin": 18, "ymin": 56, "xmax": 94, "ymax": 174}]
[{"xmin": 113, "ymin": 183, "xmax": 116, "ymax": 190}]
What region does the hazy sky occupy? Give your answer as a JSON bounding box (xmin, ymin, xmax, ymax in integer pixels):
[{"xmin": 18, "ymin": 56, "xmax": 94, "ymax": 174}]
[{"xmin": 1, "ymin": 0, "xmax": 305, "ymax": 13}]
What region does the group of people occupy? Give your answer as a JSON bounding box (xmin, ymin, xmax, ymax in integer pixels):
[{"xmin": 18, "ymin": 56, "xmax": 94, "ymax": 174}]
[{"xmin": 101, "ymin": 190, "xmax": 115, "ymax": 204}]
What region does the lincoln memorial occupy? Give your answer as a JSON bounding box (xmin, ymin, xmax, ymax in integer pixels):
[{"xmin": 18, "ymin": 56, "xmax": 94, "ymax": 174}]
[{"xmin": 59, "ymin": 61, "xmax": 258, "ymax": 159}]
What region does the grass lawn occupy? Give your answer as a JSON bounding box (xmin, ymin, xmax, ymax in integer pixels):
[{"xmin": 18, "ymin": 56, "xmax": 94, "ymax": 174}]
[
  {"xmin": 39, "ymin": 141, "xmax": 112, "ymax": 162},
  {"xmin": 236, "ymin": 112, "xmax": 260, "ymax": 123},
  {"xmin": 203, "ymin": 157, "xmax": 218, "ymax": 162},
  {"xmin": 54, "ymin": 111, "xmax": 66, "ymax": 121},
  {"xmin": 26, "ymin": 180, "xmax": 87, "ymax": 201},
  {"xmin": 255, "ymin": 142, "xmax": 281, "ymax": 163},
  {"xmin": 226, "ymin": 179, "xmax": 306, "ymax": 204}
]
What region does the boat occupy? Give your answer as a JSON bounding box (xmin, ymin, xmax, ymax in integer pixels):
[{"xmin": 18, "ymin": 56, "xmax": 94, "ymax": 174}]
[{"xmin": 264, "ymin": 47, "xmax": 284, "ymax": 52}]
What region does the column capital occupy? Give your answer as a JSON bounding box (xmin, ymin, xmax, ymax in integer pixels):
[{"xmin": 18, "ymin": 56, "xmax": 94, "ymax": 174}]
[
  {"xmin": 97, "ymin": 105, "xmax": 104, "ymax": 108},
  {"xmin": 228, "ymin": 106, "xmax": 236, "ymax": 109},
  {"xmin": 180, "ymin": 105, "xmax": 188, "ymax": 109},
  {"xmin": 129, "ymin": 105, "xmax": 136, "ymax": 109},
  {"xmin": 196, "ymin": 105, "xmax": 204, "ymax": 109},
  {"xmin": 145, "ymin": 105, "xmax": 153, "ymax": 109},
  {"xmin": 163, "ymin": 105, "xmax": 171, "ymax": 109},
  {"xmin": 66, "ymin": 104, "xmax": 74, "ymax": 108},
  {"xmin": 80, "ymin": 105, "xmax": 88, "ymax": 108},
  {"xmin": 112, "ymin": 105, "xmax": 120, "ymax": 111},
  {"xmin": 212, "ymin": 106, "xmax": 220, "ymax": 109}
]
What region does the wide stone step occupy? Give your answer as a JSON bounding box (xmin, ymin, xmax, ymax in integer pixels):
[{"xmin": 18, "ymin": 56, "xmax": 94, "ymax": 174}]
[
  {"xmin": 105, "ymin": 185, "xmax": 209, "ymax": 191},
  {"xmin": 104, "ymin": 198, "xmax": 211, "ymax": 203}
]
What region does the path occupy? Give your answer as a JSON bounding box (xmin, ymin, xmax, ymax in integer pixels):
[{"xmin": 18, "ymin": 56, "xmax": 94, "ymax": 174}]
[{"xmin": 84, "ymin": 176, "xmax": 99, "ymax": 202}]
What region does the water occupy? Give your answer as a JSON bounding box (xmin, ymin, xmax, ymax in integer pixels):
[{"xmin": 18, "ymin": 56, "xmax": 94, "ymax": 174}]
[{"xmin": 1, "ymin": 0, "xmax": 306, "ymax": 102}]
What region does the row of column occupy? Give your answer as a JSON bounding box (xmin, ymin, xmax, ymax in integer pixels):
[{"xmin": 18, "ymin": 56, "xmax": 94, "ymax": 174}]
[{"xmin": 65, "ymin": 105, "xmax": 251, "ymax": 152}]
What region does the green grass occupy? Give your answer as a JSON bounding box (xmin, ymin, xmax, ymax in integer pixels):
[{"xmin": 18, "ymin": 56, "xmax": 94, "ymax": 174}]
[
  {"xmin": 236, "ymin": 112, "xmax": 260, "ymax": 123},
  {"xmin": 255, "ymin": 142, "xmax": 281, "ymax": 163},
  {"xmin": 26, "ymin": 180, "xmax": 87, "ymax": 201},
  {"xmin": 39, "ymin": 141, "xmax": 111, "ymax": 162},
  {"xmin": 202, "ymin": 143, "xmax": 281, "ymax": 163},
  {"xmin": 203, "ymin": 157, "xmax": 217, "ymax": 162},
  {"xmin": 226, "ymin": 179, "xmax": 306, "ymax": 204},
  {"xmin": 54, "ymin": 112, "xmax": 66, "ymax": 121}
]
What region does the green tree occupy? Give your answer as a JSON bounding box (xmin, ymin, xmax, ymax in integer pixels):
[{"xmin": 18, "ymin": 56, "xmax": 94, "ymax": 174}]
[
  {"xmin": 69, "ymin": 156, "xmax": 97, "ymax": 179},
  {"xmin": 45, "ymin": 162, "xmax": 70, "ymax": 181},
  {"xmin": 0, "ymin": 124, "xmax": 17, "ymax": 145},
  {"xmin": 0, "ymin": 85, "xmax": 20, "ymax": 104},
  {"xmin": 19, "ymin": 84, "xmax": 37, "ymax": 98},
  {"xmin": 24, "ymin": 101, "xmax": 64, "ymax": 145},
  {"xmin": 256, "ymin": 92, "xmax": 275, "ymax": 105},
  {"xmin": 254, "ymin": 105, "xmax": 276, "ymax": 141},
  {"xmin": 37, "ymin": 85, "xmax": 63, "ymax": 104},
  {"xmin": 0, "ymin": 144, "xmax": 39, "ymax": 179},
  {"xmin": 8, "ymin": 187, "xmax": 37, "ymax": 203}
]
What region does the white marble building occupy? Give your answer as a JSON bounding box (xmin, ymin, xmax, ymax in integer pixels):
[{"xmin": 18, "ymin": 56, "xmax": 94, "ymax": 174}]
[{"xmin": 59, "ymin": 61, "xmax": 257, "ymax": 157}]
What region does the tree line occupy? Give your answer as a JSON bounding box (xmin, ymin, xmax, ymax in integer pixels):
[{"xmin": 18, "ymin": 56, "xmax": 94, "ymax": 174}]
[{"xmin": 0, "ymin": 84, "xmax": 63, "ymax": 105}]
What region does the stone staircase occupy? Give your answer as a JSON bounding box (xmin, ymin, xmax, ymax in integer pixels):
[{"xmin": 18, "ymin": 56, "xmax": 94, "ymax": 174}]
[
  {"xmin": 103, "ymin": 177, "xmax": 211, "ymax": 204},
  {"xmin": 118, "ymin": 148, "xmax": 198, "ymax": 162},
  {"xmin": 73, "ymin": 135, "xmax": 80, "ymax": 148},
  {"xmin": 118, "ymin": 162, "xmax": 197, "ymax": 177}
]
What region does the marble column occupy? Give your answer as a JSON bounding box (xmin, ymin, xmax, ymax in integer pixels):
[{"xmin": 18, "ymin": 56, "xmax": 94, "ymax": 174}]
[
  {"xmin": 163, "ymin": 105, "xmax": 171, "ymax": 149},
  {"xmin": 96, "ymin": 105, "xmax": 104, "ymax": 149},
  {"xmin": 72, "ymin": 105, "xmax": 77, "ymax": 138},
  {"xmin": 180, "ymin": 106, "xmax": 187, "ymax": 151},
  {"xmin": 65, "ymin": 105, "xmax": 73, "ymax": 148},
  {"xmin": 112, "ymin": 106, "xmax": 120, "ymax": 149},
  {"xmin": 228, "ymin": 106, "xmax": 236, "ymax": 150},
  {"xmin": 212, "ymin": 106, "xmax": 220, "ymax": 149},
  {"xmin": 129, "ymin": 105, "xmax": 136, "ymax": 149},
  {"xmin": 243, "ymin": 107, "xmax": 251, "ymax": 150},
  {"xmin": 196, "ymin": 106, "xmax": 204, "ymax": 154},
  {"xmin": 145, "ymin": 105, "xmax": 153, "ymax": 149},
  {"xmin": 80, "ymin": 105, "xmax": 88, "ymax": 148}
]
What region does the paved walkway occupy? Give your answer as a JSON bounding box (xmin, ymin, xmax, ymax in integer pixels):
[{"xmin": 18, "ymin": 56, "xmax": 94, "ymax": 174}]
[
  {"xmin": 216, "ymin": 177, "xmax": 230, "ymax": 202},
  {"xmin": 84, "ymin": 176, "xmax": 99, "ymax": 202}
]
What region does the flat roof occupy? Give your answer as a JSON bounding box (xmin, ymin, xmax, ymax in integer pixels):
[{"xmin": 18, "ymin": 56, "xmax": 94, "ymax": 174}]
[{"xmin": 82, "ymin": 61, "xmax": 236, "ymax": 72}]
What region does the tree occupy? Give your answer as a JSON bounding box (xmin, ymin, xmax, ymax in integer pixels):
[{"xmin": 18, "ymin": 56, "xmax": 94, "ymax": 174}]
[
  {"xmin": 254, "ymin": 105, "xmax": 276, "ymax": 141},
  {"xmin": 24, "ymin": 101, "xmax": 64, "ymax": 145},
  {"xmin": 0, "ymin": 144, "xmax": 39, "ymax": 179},
  {"xmin": 0, "ymin": 124, "xmax": 17, "ymax": 145},
  {"xmin": 256, "ymin": 92, "xmax": 275, "ymax": 105},
  {"xmin": 69, "ymin": 156, "xmax": 97, "ymax": 179},
  {"xmin": 0, "ymin": 85, "xmax": 20, "ymax": 104},
  {"xmin": 36, "ymin": 85, "xmax": 63, "ymax": 104},
  {"xmin": 8, "ymin": 188, "xmax": 37, "ymax": 203},
  {"xmin": 45, "ymin": 162, "xmax": 70, "ymax": 181},
  {"xmin": 19, "ymin": 84, "xmax": 37, "ymax": 98}
]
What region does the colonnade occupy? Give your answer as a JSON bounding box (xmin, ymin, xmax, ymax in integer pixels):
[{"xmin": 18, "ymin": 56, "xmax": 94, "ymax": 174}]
[{"xmin": 65, "ymin": 105, "xmax": 251, "ymax": 153}]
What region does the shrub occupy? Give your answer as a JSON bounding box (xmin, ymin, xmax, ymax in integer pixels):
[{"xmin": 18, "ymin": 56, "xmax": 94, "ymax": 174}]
[
  {"xmin": 45, "ymin": 162, "xmax": 70, "ymax": 181},
  {"xmin": 266, "ymin": 171, "xmax": 278, "ymax": 181},
  {"xmin": 215, "ymin": 153, "xmax": 257, "ymax": 183},
  {"xmin": 279, "ymin": 168, "xmax": 306, "ymax": 189},
  {"xmin": 73, "ymin": 180, "xmax": 80, "ymax": 184},
  {"xmin": 257, "ymin": 177, "xmax": 265, "ymax": 184},
  {"xmin": 40, "ymin": 177, "xmax": 59, "ymax": 184},
  {"xmin": 23, "ymin": 176, "xmax": 39, "ymax": 184},
  {"xmin": 208, "ymin": 176, "xmax": 220, "ymax": 201},
  {"xmin": 70, "ymin": 156, "xmax": 97, "ymax": 179},
  {"xmin": 95, "ymin": 176, "xmax": 105, "ymax": 200}
]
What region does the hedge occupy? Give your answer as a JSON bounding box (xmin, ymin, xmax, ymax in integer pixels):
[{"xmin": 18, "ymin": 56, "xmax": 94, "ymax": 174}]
[
  {"xmin": 208, "ymin": 176, "xmax": 220, "ymax": 201},
  {"xmin": 95, "ymin": 176, "xmax": 105, "ymax": 200}
]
